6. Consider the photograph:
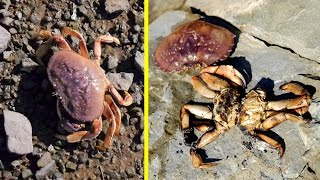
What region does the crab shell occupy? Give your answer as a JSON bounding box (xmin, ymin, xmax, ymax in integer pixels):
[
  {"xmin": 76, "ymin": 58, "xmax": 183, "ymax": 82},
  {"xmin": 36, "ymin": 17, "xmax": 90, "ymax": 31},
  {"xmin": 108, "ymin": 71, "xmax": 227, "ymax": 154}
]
[
  {"xmin": 154, "ymin": 20, "xmax": 235, "ymax": 72},
  {"xmin": 47, "ymin": 49, "xmax": 107, "ymax": 122}
]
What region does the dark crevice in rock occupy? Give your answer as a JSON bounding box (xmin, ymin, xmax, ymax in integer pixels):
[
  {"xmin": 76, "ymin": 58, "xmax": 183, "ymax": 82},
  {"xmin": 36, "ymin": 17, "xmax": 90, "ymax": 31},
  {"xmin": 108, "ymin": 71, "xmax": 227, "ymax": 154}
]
[
  {"xmin": 299, "ymin": 73, "xmax": 320, "ymax": 81},
  {"xmin": 252, "ymin": 36, "xmax": 320, "ymax": 64}
]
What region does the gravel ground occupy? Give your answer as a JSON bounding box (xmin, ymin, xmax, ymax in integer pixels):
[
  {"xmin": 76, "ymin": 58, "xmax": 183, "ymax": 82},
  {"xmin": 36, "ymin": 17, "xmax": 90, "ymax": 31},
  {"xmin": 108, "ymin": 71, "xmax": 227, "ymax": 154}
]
[{"xmin": 0, "ymin": 0, "xmax": 144, "ymax": 179}]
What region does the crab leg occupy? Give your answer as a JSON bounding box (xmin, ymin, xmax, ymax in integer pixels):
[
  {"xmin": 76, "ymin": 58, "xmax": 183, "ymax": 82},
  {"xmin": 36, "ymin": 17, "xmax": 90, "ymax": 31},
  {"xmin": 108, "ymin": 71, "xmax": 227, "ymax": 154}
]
[
  {"xmin": 255, "ymin": 131, "xmax": 284, "ymax": 157},
  {"xmin": 191, "ymin": 125, "xmax": 225, "ymax": 168},
  {"xmin": 39, "ymin": 30, "xmax": 71, "ymax": 50},
  {"xmin": 93, "ymin": 34, "xmax": 120, "ymax": 65},
  {"xmin": 65, "ymin": 118, "xmax": 103, "ymax": 142},
  {"xmin": 104, "ymin": 94, "xmax": 121, "ymax": 135},
  {"xmin": 190, "ymin": 147, "xmax": 218, "ymax": 168},
  {"xmin": 106, "ymin": 79, "xmax": 133, "ymax": 106},
  {"xmin": 257, "ymin": 112, "xmax": 305, "ymax": 131},
  {"xmin": 61, "ymin": 27, "xmax": 90, "ymax": 59},
  {"xmin": 96, "ymin": 97, "xmax": 118, "ymax": 151}
]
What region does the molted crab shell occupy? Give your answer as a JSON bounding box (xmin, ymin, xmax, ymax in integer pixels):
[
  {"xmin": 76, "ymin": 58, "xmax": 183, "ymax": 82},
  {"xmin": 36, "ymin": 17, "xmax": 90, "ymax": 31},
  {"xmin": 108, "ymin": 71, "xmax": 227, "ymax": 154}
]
[{"xmin": 154, "ymin": 20, "xmax": 235, "ymax": 72}]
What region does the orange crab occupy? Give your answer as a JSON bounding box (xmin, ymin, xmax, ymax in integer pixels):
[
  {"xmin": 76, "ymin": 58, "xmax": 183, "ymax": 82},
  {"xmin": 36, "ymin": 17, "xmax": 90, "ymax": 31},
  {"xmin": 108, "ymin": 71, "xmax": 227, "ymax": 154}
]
[{"xmin": 38, "ymin": 27, "xmax": 132, "ymax": 151}]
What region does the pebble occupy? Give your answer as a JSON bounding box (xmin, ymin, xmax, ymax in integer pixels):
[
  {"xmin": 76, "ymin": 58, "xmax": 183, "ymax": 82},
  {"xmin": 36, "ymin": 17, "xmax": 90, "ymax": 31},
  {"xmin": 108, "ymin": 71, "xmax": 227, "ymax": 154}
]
[
  {"xmin": 12, "ymin": 169, "xmax": 21, "ymax": 177},
  {"xmin": 35, "ymin": 160, "xmax": 56, "ymax": 179},
  {"xmin": 80, "ymin": 141, "xmax": 89, "ymax": 149},
  {"xmin": 11, "ymin": 160, "xmax": 20, "ymax": 168},
  {"xmin": 37, "ymin": 152, "xmax": 52, "ymax": 168},
  {"xmin": 57, "ymin": 160, "xmax": 66, "ymax": 173},
  {"xmin": 134, "ymin": 25, "xmax": 141, "ymax": 32},
  {"xmin": 3, "ymin": 50, "xmax": 12, "ymax": 60},
  {"xmin": 29, "ymin": 12, "xmax": 41, "ymax": 24},
  {"xmin": 0, "ymin": 160, "xmax": 4, "ymax": 170},
  {"xmin": 78, "ymin": 153, "xmax": 89, "ymax": 163},
  {"xmin": 3, "ymin": 110, "xmax": 33, "ymax": 155},
  {"xmin": 21, "ymin": 58, "xmax": 39, "ymax": 72},
  {"xmin": 2, "ymin": 171, "xmax": 13, "ymax": 179},
  {"xmin": 70, "ymin": 3, "xmax": 77, "ymax": 20},
  {"xmin": 47, "ymin": 144, "xmax": 56, "ymax": 153},
  {"xmin": 105, "ymin": 72, "xmax": 134, "ymax": 91},
  {"xmin": 134, "ymin": 51, "xmax": 144, "ymax": 72},
  {"xmin": 1, "ymin": 17, "xmax": 14, "ymax": 26},
  {"xmin": 8, "ymin": 27, "xmax": 17, "ymax": 34},
  {"xmin": 107, "ymin": 55, "xmax": 119, "ymax": 69},
  {"xmin": 105, "ymin": 0, "xmax": 130, "ymax": 14},
  {"xmin": 65, "ymin": 161, "xmax": 77, "ymax": 171},
  {"xmin": 21, "ymin": 168, "xmax": 33, "ymax": 179},
  {"xmin": 0, "ymin": 25, "xmax": 11, "ymax": 53}
]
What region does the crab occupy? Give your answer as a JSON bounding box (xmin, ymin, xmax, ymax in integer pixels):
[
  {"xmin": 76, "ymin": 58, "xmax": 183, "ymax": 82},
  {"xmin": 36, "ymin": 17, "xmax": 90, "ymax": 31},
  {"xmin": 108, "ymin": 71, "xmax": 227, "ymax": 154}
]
[
  {"xmin": 154, "ymin": 20, "xmax": 235, "ymax": 72},
  {"xmin": 38, "ymin": 27, "xmax": 133, "ymax": 151},
  {"xmin": 180, "ymin": 65, "xmax": 312, "ymax": 168}
]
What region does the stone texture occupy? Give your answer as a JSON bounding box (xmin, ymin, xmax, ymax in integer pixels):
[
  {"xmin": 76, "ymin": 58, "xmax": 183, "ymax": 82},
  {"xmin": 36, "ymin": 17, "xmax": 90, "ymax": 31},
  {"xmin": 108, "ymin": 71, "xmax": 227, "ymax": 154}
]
[
  {"xmin": 37, "ymin": 152, "xmax": 53, "ymax": 168},
  {"xmin": 184, "ymin": 0, "xmax": 320, "ymax": 62},
  {"xmin": 106, "ymin": 72, "xmax": 134, "ymax": 91},
  {"xmin": 105, "ymin": 0, "xmax": 130, "ymax": 14},
  {"xmin": 149, "ymin": 10, "xmax": 320, "ymax": 179},
  {"xmin": 0, "ymin": 25, "xmax": 11, "ymax": 53},
  {"xmin": 150, "ymin": 0, "xmax": 185, "ymax": 23},
  {"xmin": 3, "ymin": 110, "xmax": 33, "ymax": 155}
]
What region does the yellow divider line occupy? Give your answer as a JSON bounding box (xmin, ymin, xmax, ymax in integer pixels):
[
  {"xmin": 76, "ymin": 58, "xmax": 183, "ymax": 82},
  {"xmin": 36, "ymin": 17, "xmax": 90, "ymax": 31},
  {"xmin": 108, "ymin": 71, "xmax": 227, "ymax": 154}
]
[{"xmin": 144, "ymin": 0, "xmax": 149, "ymax": 179}]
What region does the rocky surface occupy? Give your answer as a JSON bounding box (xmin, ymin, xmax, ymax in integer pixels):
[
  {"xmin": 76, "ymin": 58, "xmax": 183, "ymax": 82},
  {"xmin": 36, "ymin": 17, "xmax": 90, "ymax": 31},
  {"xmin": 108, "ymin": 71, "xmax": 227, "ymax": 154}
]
[
  {"xmin": 0, "ymin": 25, "xmax": 11, "ymax": 53},
  {"xmin": 149, "ymin": 10, "xmax": 320, "ymax": 180},
  {"xmin": 0, "ymin": 0, "xmax": 144, "ymax": 179},
  {"xmin": 2, "ymin": 110, "xmax": 33, "ymax": 155}
]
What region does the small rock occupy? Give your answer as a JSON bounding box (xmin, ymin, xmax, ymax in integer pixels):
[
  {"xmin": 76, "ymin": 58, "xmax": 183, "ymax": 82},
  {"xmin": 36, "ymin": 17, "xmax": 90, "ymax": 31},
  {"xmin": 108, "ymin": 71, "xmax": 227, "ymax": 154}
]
[
  {"xmin": 111, "ymin": 155, "xmax": 117, "ymax": 164},
  {"xmin": 0, "ymin": 160, "xmax": 4, "ymax": 170},
  {"xmin": 37, "ymin": 152, "xmax": 52, "ymax": 168},
  {"xmin": 21, "ymin": 58, "xmax": 39, "ymax": 72},
  {"xmin": 12, "ymin": 169, "xmax": 21, "ymax": 177},
  {"xmin": 105, "ymin": 72, "xmax": 134, "ymax": 91},
  {"xmin": 3, "ymin": 110, "xmax": 33, "ymax": 155},
  {"xmin": 70, "ymin": 3, "xmax": 77, "ymax": 21},
  {"xmin": 0, "ymin": 25, "xmax": 11, "ymax": 53},
  {"xmin": 47, "ymin": 144, "xmax": 56, "ymax": 153},
  {"xmin": 133, "ymin": 25, "xmax": 141, "ymax": 32},
  {"xmin": 9, "ymin": 28, "xmax": 17, "ymax": 34},
  {"xmin": 21, "ymin": 169, "xmax": 32, "ymax": 179},
  {"xmin": 11, "ymin": 160, "xmax": 20, "ymax": 168},
  {"xmin": 2, "ymin": 171, "xmax": 13, "ymax": 179},
  {"xmin": 69, "ymin": 154, "xmax": 78, "ymax": 163},
  {"xmin": 35, "ymin": 160, "xmax": 56, "ymax": 180},
  {"xmin": 78, "ymin": 153, "xmax": 88, "ymax": 163},
  {"xmin": 29, "ymin": 12, "xmax": 41, "ymax": 24},
  {"xmin": 65, "ymin": 161, "xmax": 77, "ymax": 171},
  {"xmin": 2, "ymin": 50, "xmax": 12, "ymax": 60},
  {"xmin": 80, "ymin": 141, "xmax": 89, "ymax": 149},
  {"xmin": 1, "ymin": 17, "xmax": 14, "ymax": 26},
  {"xmin": 105, "ymin": 0, "xmax": 130, "ymax": 14},
  {"xmin": 78, "ymin": 5, "xmax": 87, "ymax": 16},
  {"xmin": 107, "ymin": 55, "xmax": 119, "ymax": 69},
  {"xmin": 134, "ymin": 51, "xmax": 144, "ymax": 72},
  {"xmin": 57, "ymin": 160, "xmax": 65, "ymax": 173}
]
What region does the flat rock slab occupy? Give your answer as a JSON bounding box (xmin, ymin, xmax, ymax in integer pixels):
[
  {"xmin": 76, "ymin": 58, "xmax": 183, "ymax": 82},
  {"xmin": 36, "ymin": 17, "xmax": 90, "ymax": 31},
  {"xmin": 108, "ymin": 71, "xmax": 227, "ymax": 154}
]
[
  {"xmin": 149, "ymin": 11, "xmax": 320, "ymax": 179},
  {"xmin": 106, "ymin": 72, "xmax": 134, "ymax": 91},
  {"xmin": 0, "ymin": 25, "xmax": 11, "ymax": 53},
  {"xmin": 3, "ymin": 110, "xmax": 33, "ymax": 155}
]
